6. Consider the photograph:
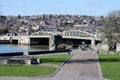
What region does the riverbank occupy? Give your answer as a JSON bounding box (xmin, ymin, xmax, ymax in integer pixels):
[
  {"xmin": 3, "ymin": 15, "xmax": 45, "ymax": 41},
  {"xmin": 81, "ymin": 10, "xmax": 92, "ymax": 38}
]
[
  {"xmin": 0, "ymin": 49, "xmax": 70, "ymax": 56},
  {"xmin": 0, "ymin": 49, "xmax": 101, "ymax": 80},
  {"xmin": 0, "ymin": 53, "xmax": 70, "ymax": 77}
]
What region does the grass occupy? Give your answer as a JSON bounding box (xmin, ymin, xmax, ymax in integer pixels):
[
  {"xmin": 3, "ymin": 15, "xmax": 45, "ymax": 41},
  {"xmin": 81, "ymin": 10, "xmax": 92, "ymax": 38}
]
[
  {"xmin": 98, "ymin": 54, "xmax": 120, "ymax": 80},
  {"xmin": 37, "ymin": 53, "xmax": 70, "ymax": 65},
  {"xmin": 0, "ymin": 65, "xmax": 56, "ymax": 76},
  {"xmin": 0, "ymin": 53, "xmax": 70, "ymax": 76}
]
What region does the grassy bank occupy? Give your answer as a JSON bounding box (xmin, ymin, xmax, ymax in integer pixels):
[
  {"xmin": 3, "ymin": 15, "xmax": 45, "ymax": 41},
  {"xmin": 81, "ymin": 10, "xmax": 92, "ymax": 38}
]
[
  {"xmin": 0, "ymin": 53, "xmax": 70, "ymax": 76},
  {"xmin": 98, "ymin": 54, "xmax": 120, "ymax": 80},
  {"xmin": 37, "ymin": 53, "xmax": 70, "ymax": 65},
  {"xmin": 0, "ymin": 65, "xmax": 56, "ymax": 76}
]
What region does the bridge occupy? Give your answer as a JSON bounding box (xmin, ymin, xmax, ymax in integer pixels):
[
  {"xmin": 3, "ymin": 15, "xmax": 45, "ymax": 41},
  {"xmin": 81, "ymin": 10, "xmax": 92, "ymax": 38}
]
[
  {"xmin": 32, "ymin": 30, "xmax": 99, "ymax": 37},
  {"xmin": 0, "ymin": 30, "xmax": 101, "ymax": 45}
]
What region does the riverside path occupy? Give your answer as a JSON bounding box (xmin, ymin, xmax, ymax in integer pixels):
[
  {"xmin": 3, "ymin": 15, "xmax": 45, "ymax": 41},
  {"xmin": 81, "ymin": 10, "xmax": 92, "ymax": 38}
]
[{"xmin": 0, "ymin": 49, "xmax": 101, "ymax": 80}]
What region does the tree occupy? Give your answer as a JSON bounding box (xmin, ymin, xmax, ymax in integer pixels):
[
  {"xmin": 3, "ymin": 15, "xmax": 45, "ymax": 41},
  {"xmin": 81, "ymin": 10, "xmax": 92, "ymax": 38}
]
[
  {"xmin": 18, "ymin": 14, "xmax": 21, "ymax": 19},
  {"xmin": 0, "ymin": 16, "xmax": 6, "ymax": 23},
  {"xmin": 102, "ymin": 10, "xmax": 120, "ymax": 51},
  {"xmin": 0, "ymin": 27, "xmax": 8, "ymax": 34}
]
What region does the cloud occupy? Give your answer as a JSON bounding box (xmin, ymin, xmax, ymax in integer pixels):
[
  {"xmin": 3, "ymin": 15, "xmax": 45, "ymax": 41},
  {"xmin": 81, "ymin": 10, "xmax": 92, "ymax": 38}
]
[{"xmin": 0, "ymin": 2, "xmax": 26, "ymax": 8}]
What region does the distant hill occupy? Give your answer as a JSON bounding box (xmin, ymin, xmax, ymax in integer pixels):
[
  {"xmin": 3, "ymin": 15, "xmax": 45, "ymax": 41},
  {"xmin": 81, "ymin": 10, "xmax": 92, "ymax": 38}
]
[{"xmin": 0, "ymin": 14, "xmax": 104, "ymax": 35}]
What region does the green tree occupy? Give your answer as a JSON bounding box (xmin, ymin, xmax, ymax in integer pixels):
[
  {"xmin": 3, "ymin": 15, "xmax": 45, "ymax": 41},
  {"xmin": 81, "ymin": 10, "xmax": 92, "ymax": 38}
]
[
  {"xmin": 0, "ymin": 27, "xmax": 8, "ymax": 34},
  {"xmin": 102, "ymin": 10, "xmax": 120, "ymax": 51},
  {"xmin": 0, "ymin": 16, "xmax": 6, "ymax": 23}
]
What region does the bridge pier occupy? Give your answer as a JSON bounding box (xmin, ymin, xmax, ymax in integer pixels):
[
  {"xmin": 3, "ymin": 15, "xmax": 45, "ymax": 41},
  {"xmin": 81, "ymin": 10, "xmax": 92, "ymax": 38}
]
[
  {"xmin": 49, "ymin": 35, "xmax": 62, "ymax": 51},
  {"xmin": 49, "ymin": 35, "xmax": 55, "ymax": 51},
  {"xmin": 18, "ymin": 36, "xmax": 30, "ymax": 45},
  {"xmin": 91, "ymin": 38, "xmax": 95, "ymax": 45}
]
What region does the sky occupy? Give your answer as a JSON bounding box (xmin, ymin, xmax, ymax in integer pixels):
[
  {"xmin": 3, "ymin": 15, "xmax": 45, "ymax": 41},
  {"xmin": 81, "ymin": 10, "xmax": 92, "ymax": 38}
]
[{"xmin": 0, "ymin": 0, "xmax": 120, "ymax": 16}]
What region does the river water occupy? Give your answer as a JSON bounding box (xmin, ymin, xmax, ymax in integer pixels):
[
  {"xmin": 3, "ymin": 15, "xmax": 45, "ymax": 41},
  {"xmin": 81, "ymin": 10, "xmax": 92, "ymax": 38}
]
[{"xmin": 0, "ymin": 44, "xmax": 49, "ymax": 53}]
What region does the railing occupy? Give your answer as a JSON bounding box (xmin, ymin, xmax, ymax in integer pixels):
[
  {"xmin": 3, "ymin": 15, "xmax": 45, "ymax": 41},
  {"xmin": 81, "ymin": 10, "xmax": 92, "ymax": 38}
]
[{"xmin": 31, "ymin": 30, "xmax": 99, "ymax": 38}]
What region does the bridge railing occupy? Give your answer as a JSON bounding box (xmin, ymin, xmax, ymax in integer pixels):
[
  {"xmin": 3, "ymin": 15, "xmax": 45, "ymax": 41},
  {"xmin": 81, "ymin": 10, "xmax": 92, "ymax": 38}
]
[{"xmin": 31, "ymin": 30, "xmax": 100, "ymax": 39}]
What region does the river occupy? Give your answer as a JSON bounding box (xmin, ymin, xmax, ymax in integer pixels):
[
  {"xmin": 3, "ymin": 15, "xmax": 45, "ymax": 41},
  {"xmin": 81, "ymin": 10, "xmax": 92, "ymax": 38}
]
[{"xmin": 0, "ymin": 44, "xmax": 49, "ymax": 54}]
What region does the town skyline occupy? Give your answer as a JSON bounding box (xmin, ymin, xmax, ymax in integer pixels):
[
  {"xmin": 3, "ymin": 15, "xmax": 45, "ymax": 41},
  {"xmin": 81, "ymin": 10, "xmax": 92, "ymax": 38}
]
[{"xmin": 0, "ymin": 0, "xmax": 120, "ymax": 16}]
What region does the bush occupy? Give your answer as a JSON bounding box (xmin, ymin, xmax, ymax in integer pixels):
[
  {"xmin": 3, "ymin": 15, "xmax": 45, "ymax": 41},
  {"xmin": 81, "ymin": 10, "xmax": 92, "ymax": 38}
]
[{"xmin": 57, "ymin": 44, "xmax": 66, "ymax": 50}]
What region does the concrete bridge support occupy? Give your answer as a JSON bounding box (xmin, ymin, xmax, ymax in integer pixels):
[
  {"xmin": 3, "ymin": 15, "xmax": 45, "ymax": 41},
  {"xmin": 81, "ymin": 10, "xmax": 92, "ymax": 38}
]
[
  {"xmin": 49, "ymin": 35, "xmax": 55, "ymax": 51},
  {"xmin": 49, "ymin": 35, "xmax": 62, "ymax": 51},
  {"xmin": 18, "ymin": 36, "xmax": 30, "ymax": 45},
  {"xmin": 91, "ymin": 38, "xmax": 95, "ymax": 45}
]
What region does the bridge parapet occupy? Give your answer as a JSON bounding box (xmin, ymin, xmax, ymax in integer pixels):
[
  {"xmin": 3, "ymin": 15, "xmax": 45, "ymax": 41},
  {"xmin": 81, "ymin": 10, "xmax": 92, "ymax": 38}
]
[
  {"xmin": 30, "ymin": 30, "xmax": 101, "ymax": 41},
  {"xmin": 31, "ymin": 30, "xmax": 100, "ymax": 38}
]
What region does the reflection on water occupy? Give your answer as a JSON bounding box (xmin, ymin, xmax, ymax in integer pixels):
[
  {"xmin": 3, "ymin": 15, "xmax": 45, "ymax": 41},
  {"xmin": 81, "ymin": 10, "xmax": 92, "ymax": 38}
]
[{"xmin": 0, "ymin": 44, "xmax": 48, "ymax": 53}]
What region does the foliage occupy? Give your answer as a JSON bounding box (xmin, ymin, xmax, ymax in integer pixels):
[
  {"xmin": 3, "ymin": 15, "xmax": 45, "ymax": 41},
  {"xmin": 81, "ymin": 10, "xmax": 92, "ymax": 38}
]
[
  {"xmin": 0, "ymin": 27, "xmax": 8, "ymax": 34},
  {"xmin": 0, "ymin": 16, "xmax": 6, "ymax": 23},
  {"xmin": 57, "ymin": 44, "xmax": 66, "ymax": 50},
  {"xmin": 0, "ymin": 65, "xmax": 56, "ymax": 76},
  {"xmin": 99, "ymin": 54, "xmax": 120, "ymax": 80},
  {"xmin": 18, "ymin": 14, "xmax": 21, "ymax": 19}
]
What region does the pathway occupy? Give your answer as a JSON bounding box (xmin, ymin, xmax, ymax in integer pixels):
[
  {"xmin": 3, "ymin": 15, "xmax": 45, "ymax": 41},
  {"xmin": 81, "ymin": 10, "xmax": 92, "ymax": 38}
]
[{"xmin": 0, "ymin": 49, "xmax": 102, "ymax": 80}]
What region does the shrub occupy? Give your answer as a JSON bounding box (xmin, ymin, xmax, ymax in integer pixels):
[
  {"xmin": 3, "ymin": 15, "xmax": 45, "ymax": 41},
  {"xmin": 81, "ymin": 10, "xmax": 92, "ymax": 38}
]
[{"xmin": 57, "ymin": 44, "xmax": 66, "ymax": 50}]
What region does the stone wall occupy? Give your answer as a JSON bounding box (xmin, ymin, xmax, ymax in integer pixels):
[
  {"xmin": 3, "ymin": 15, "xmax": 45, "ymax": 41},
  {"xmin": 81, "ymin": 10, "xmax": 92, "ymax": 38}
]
[{"xmin": 0, "ymin": 56, "xmax": 31, "ymax": 65}]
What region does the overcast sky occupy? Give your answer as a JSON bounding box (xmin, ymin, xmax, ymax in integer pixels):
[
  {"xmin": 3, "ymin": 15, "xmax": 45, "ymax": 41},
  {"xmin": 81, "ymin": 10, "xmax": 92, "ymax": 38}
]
[{"xmin": 0, "ymin": 0, "xmax": 120, "ymax": 16}]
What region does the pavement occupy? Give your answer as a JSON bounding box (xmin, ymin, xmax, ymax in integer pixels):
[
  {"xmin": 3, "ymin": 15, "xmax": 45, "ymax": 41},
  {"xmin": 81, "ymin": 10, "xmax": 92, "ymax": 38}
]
[{"xmin": 0, "ymin": 49, "xmax": 102, "ymax": 80}]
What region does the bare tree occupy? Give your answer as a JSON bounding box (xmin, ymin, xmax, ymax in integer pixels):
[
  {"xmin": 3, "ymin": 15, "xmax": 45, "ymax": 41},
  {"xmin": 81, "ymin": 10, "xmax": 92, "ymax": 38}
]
[{"xmin": 102, "ymin": 10, "xmax": 120, "ymax": 51}]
